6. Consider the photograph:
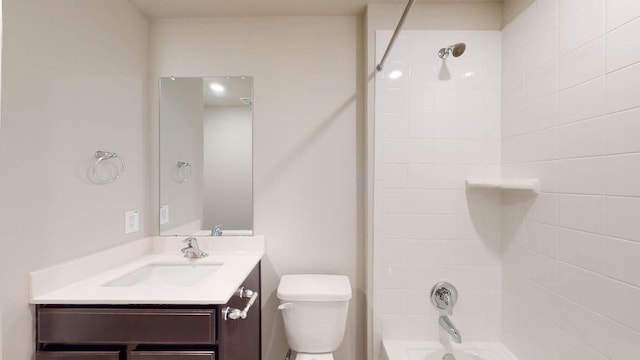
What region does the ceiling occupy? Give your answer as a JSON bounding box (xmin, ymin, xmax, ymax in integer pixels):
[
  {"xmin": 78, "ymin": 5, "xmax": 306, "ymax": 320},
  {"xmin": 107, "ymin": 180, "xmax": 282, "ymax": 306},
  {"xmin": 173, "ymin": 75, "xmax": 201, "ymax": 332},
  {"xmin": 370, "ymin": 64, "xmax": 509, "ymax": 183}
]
[{"xmin": 130, "ymin": 0, "xmax": 502, "ymax": 18}]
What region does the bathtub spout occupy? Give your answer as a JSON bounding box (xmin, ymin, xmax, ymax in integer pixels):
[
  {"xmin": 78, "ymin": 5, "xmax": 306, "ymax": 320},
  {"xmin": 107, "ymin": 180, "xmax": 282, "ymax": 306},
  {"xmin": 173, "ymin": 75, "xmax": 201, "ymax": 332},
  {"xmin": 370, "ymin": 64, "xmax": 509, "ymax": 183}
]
[{"xmin": 439, "ymin": 315, "xmax": 462, "ymax": 343}]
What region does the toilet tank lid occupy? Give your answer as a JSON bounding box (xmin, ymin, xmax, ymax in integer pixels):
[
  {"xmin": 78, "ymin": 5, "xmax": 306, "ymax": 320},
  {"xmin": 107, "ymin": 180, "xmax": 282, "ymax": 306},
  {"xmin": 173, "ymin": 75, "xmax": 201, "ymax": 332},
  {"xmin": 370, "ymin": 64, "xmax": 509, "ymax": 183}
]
[{"xmin": 277, "ymin": 274, "xmax": 352, "ymax": 301}]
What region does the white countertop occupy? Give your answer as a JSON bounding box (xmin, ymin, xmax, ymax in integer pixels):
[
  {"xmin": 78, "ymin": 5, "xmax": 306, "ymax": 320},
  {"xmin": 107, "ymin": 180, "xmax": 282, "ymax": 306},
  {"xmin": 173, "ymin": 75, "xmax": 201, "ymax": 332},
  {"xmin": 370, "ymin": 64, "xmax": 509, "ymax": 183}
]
[{"xmin": 29, "ymin": 236, "xmax": 264, "ymax": 305}]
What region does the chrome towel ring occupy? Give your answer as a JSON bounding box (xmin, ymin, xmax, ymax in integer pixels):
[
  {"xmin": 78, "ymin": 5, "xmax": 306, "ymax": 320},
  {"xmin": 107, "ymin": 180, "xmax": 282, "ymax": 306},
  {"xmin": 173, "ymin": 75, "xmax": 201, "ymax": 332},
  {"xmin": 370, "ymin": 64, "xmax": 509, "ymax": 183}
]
[
  {"xmin": 93, "ymin": 151, "xmax": 125, "ymax": 184},
  {"xmin": 176, "ymin": 161, "xmax": 192, "ymax": 183}
]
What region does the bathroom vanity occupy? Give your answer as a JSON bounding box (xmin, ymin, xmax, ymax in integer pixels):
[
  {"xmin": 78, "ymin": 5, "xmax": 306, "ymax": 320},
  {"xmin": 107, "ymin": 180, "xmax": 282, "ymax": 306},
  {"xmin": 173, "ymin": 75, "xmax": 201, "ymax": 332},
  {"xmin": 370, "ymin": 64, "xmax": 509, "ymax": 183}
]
[{"xmin": 30, "ymin": 237, "xmax": 264, "ymax": 360}]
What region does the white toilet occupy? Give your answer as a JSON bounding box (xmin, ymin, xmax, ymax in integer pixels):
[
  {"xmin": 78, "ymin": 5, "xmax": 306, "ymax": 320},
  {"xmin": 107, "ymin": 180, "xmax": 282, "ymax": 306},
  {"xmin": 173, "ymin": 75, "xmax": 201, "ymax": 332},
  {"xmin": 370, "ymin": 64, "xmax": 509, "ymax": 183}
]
[{"xmin": 277, "ymin": 274, "xmax": 352, "ymax": 360}]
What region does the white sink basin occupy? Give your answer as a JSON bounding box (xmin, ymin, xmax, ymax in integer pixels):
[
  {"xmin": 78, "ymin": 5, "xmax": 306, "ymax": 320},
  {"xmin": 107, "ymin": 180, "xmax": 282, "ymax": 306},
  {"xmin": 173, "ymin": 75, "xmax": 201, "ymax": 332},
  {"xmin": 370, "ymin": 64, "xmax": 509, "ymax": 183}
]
[{"xmin": 103, "ymin": 263, "xmax": 223, "ymax": 287}]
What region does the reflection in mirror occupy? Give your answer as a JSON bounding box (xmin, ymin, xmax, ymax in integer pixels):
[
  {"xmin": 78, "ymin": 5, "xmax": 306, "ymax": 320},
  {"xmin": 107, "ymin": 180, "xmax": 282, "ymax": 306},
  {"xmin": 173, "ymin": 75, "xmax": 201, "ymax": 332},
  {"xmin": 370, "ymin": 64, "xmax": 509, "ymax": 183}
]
[{"xmin": 159, "ymin": 76, "xmax": 253, "ymax": 236}]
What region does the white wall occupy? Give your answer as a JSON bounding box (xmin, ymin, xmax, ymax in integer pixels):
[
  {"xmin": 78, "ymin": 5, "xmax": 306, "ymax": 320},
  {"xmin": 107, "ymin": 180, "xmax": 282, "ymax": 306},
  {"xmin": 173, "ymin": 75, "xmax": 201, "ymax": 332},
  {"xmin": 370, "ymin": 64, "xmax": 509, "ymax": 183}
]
[
  {"xmin": 159, "ymin": 77, "xmax": 204, "ymax": 233},
  {"xmin": 501, "ymin": 0, "xmax": 640, "ymax": 359},
  {"xmin": 150, "ymin": 16, "xmax": 365, "ymax": 360},
  {"xmin": 203, "ymin": 106, "xmax": 252, "ymax": 230},
  {"xmin": 0, "ymin": 1, "xmax": 149, "ymax": 358},
  {"xmin": 373, "ymin": 30, "xmax": 502, "ymax": 358}
]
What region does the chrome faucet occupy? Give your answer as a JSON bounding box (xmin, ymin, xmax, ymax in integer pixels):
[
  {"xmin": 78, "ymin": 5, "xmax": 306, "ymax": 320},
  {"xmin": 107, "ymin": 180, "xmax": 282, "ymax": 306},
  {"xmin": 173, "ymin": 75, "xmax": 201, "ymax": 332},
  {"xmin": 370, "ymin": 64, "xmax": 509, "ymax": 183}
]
[
  {"xmin": 431, "ymin": 282, "xmax": 462, "ymax": 344},
  {"xmin": 211, "ymin": 224, "xmax": 223, "ymax": 236},
  {"xmin": 439, "ymin": 315, "xmax": 462, "ymax": 344},
  {"xmin": 181, "ymin": 237, "xmax": 208, "ymax": 258},
  {"xmin": 431, "ymin": 282, "xmax": 458, "ymax": 315}
]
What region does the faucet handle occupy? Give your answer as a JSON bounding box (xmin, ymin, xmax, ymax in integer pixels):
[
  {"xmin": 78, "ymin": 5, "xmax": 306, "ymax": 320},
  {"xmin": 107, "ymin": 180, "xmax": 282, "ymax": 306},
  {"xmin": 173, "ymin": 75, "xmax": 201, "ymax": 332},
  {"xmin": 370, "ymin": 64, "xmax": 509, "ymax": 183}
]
[
  {"xmin": 183, "ymin": 237, "xmax": 197, "ymax": 246},
  {"xmin": 430, "ymin": 282, "xmax": 458, "ymax": 315}
]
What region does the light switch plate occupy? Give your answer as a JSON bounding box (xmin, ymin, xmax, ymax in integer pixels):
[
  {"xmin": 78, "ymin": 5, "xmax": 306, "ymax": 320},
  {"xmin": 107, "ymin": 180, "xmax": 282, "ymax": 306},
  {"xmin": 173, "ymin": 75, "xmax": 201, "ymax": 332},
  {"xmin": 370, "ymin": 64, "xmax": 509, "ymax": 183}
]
[
  {"xmin": 160, "ymin": 205, "xmax": 169, "ymax": 225},
  {"xmin": 125, "ymin": 210, "xmax": 140, "ymax": 234}
]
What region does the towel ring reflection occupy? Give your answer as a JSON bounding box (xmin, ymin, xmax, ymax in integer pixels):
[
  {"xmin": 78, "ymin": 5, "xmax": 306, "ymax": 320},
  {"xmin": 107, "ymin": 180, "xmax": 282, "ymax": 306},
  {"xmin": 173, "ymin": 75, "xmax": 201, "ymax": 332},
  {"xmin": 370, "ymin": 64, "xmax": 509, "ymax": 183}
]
[
  {"xmin": 177, "ymin": 161, "xmax": 192, "ymax": 183},
  {"xmin": 93, "ymin": 151, "xmax": 125, "ymax": 184}
]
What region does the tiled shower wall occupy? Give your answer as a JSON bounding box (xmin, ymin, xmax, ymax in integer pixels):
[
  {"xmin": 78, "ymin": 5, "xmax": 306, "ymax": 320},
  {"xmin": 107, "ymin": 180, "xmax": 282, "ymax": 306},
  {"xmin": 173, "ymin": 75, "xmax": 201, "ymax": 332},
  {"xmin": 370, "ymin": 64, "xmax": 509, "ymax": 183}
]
[
  {"xmin": 373, "ymin": 30, "xmax": 501, "ymax": 354},
  {"xmin": 501, "ymin": 0, "xmax": 640, "ymax": 359}
]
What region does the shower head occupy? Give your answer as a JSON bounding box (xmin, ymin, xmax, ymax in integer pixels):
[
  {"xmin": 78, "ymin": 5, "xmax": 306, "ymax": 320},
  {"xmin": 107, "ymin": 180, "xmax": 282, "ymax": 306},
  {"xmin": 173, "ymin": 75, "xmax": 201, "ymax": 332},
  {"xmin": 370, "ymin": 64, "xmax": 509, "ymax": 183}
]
[{"xmin": 438, "ymin": 43, "xmax": 466, "ymax": 59}]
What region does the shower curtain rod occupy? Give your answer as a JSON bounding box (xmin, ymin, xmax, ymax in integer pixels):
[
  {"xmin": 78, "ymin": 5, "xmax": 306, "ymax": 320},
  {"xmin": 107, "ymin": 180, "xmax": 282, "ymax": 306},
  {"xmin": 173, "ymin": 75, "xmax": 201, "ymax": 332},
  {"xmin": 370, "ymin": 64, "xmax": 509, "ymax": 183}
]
[{"xmin": 376, "ymin": 0, "xmax": 416, "ymax": 72}]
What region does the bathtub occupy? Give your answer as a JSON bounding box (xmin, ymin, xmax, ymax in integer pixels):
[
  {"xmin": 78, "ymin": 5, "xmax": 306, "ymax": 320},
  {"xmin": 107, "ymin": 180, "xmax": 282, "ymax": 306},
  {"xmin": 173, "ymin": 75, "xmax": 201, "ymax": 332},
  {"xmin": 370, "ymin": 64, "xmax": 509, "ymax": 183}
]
[{"xmin": 382, "ymin": 341, "xmax": 518, "ymax": 360}]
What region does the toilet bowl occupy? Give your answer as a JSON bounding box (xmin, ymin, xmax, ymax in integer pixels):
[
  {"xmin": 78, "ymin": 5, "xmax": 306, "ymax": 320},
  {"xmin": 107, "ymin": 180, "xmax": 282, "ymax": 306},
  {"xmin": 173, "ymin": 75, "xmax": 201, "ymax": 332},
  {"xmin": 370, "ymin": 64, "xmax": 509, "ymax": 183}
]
[{"xmin": 277, "ymin": 274, "xmax": 352, "ymax": 360}]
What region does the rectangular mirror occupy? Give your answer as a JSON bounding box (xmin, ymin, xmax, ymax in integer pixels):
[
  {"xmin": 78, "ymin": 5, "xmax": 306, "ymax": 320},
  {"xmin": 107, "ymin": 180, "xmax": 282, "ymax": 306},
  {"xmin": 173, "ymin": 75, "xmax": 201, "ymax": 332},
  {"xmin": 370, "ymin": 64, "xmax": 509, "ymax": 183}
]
[{"xmin": 159, "ymin": 76, "xmax": 253, "ymax": 236}]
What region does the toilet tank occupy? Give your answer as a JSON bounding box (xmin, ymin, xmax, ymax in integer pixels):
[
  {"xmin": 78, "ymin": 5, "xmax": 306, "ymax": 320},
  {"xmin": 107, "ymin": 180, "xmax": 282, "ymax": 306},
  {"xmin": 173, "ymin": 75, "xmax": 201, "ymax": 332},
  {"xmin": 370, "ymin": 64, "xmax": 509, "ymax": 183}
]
[{"xmin": 277, "ymin": 274, "xmax": 352, "ymax": 353}]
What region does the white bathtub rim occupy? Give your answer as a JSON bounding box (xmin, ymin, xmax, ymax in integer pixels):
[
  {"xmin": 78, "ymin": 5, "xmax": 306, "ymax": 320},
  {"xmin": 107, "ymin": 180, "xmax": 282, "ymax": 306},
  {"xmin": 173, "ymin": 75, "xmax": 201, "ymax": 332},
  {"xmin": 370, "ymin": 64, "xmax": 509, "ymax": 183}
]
[{"xmin": 382, "ymin": 340, "xmax": 518, "ymax": 360}]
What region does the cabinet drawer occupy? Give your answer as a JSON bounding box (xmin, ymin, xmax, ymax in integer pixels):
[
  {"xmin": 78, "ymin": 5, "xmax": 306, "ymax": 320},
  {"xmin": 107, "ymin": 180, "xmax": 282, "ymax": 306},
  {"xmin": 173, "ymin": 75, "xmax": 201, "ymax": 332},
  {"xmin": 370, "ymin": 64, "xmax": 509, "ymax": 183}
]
[
  {"xmin": 131, "ymin": 351, "xmax": 215, "ymax": 360},
  {"xmin": 38, "ymin": 308, "xmax": 216, "ymax": 345},
  {"xmin": 35, "ymin": 351, "xmax": 120, "ymax": 360}
]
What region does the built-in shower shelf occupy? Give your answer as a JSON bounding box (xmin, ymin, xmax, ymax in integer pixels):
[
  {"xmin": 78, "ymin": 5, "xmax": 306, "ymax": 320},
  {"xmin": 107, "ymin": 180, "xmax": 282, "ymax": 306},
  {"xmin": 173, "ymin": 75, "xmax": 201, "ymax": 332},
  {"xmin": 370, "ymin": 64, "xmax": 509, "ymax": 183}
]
[{"xmin": 465, "ymin": 178, "xmax": 540, "ymax": 194}]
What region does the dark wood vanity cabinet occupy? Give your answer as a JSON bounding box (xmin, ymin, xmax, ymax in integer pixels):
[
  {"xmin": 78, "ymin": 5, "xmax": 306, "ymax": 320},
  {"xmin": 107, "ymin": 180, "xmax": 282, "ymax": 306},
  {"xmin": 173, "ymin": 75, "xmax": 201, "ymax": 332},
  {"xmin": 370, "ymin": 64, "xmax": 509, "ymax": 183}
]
[{"xmin": 35, "ymin": 264, "xmax": 261, "ymax": 360}]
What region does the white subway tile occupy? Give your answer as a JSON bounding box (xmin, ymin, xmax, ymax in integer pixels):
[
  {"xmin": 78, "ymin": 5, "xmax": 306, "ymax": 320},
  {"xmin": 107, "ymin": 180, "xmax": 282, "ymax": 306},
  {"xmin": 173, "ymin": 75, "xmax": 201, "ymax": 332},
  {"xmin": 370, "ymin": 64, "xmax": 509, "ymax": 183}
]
[
  {"xmin": 559, "ymin": 0, "xmax": 601, "ymax": 21},
  {"xmin": 527, "ymin": 221, "xmax": 559, "ymax": 258},
  {"xmin": 426, "ymin": 215, "xmax": 458, "ymax": 239},
  {"xmin": 557, "ymin": 330, "xmax": 608, "ymax": 360},
  {"xmin": 558, "ymin": 0, "xmax": 605, "ymax": 56},
  {"xmin": 557, "ymin": 228, "xmax": 605, "ymax": 272},
  {"xmin": 606, "ymin": 0, "xmax": 640, "ymax": 31},
  {"xmin": 380, "ymin": 62, "xmax": 409, "ymax": 89},
  {"xmin": 557, "ymin": 117, "xmax": 605, "ymax": 159},
  {"xmin": 377, "ymin": 239, "xmax": 408, "ymax": 263},
  {"xmin": 433, "ymin": 113, "xmax": 461, "ymax": 139},
  {"xmin": 527, "ymin": 127, "xmax": 558, "ymax": 161},
  {"xmin": 503, "ymin": 78, "xmax": 525, "ymax": 111},
  {"xmin": 557, "ymin": 297, "xmax": 608, "ymax": 354},
  {"xmin": 378, "ymin": 87, "xmax": 409, "ymax": 114},
  {"xmin": 378, "ymin": 289, "xmax": 408, "ymax": 314},
  {"xmin": 558, "ymin": 38, "xmax": 605, "ymax": 90},
  {"xmin": 380, "ymin": 314, "xmax": 435, "ymax": 340},
  {"xmin": 460, "ymin": 114, "xmax": 500, "ymax": 140},
  {"xmin": 434, "ymin": 89, "xmax": 458, "ymax": 113},
  {"xmin": 380, "ymin": 113, "xmax": 409, "ymax": 138},
  {"xmin": 527, "ymin": 193, "xmax": 558, "ymax": 225},
  {"xmin": 525, "ymin": 95, "xmax": 557, "ymax": 132},
  {"xmin": 526, "ymin": 250, "xmax": 559, "ymax": 291},
  {"xmin": 408, "ymin": 112, "xmax": 434, "ymax": 139},
  {"xmin": 406, "ymin": 190, "xmax": 463, "ymax": 215},
  {"xmin": 383, "ymin": 164, "xmax": 407, "ymax": 188},
  {"xmin": 606, "ymin": 17, "xmax": 640, "ymax": 72},
  {"xmin": 558, "ymin": 263, "xmax": 610, "ymax": 314},
  {"xmin": 503, "ymin": 108, "xmax": 526, "ymax": 138},
  {"xmin": 381, "ymin": 189, "xmax": 407, "ymax": 214},
  {"xmin": 606, "ymin": 62, "xmax": 640, "ymax": 114},
  {"xmin": 557, "ymin": 157, "xmax": 605, "ymax": 195},
  {"xmin": 558, "ymin": 195, "xmax": 604, "ymax": 234},
  {"xmin": 605, "ymin": 320, "xmax": 640, "ymax": 360},
  {"xmin": 605, "ymin": 108, "xmax": 640, "ymax": 154},
  {"xmin": 518, "ymin": 275, "xmax": 560, "ymax": 324},
  {"xmin": 407, "ymin": 139, "xmax": 435, "ymax": 164},
  {"xmin": 502, "ymin": 49, "xmax": 525, "ymax": 86},
  {"xmin": 524, "ymin": 61, "xmax": 557, "ymax": 103},
  {"xmin": 525, "ymin": 26, "xmax": 558, "ymax": 73},
  {"xmin": 380, "ymin": 214, "xmax": 430, "ymax": 239},
  {"xmin": 558, "ymin": 77, "xmax": 605, "ymax": 125},
  {"xmin": 502, "ymin": 135, "xmax": 526, "ymax": 164},
  {"xmin": 605, "ymin": 154, "xmax": 640, "ymax": 196},
  {"xmin": 377, "ymin": 264, "xmax": 408, "ymax": 290},
  {"xmin": 605, "ymin": 237, "xmax": 640, "ymax": 287},
  {"xmin": 526, "ymin": 0, "xmax": 558, "ymax": 39},
  {"xmin": 602, "ymin": 279, "xmax": 640, "ymax": 332},
  {"xmin": 434, "ymin": 140, "xmax": 461, "ymax": 164},
  {"xmin": 605, "ymin": 197, "xmax": 640, "ymax": 241},
  {"xmin": 409, "ymin": 87, "xmax": 436, "ymax": 115},
  {"xmin": 383, "ymin": 139, "xmax": 409, "ymax": 164}
]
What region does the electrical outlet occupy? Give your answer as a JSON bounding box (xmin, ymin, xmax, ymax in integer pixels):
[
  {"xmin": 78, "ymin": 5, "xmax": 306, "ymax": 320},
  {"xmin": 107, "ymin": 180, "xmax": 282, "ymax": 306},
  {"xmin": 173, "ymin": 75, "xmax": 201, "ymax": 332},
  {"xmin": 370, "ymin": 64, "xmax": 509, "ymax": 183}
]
[
  {"xmin": 160, "ymin": 205, "xmax": 169, "ymax": 225},
  {"xmin": 125, "ymin": 210, "xmax": 140, "ymax": 234}
]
